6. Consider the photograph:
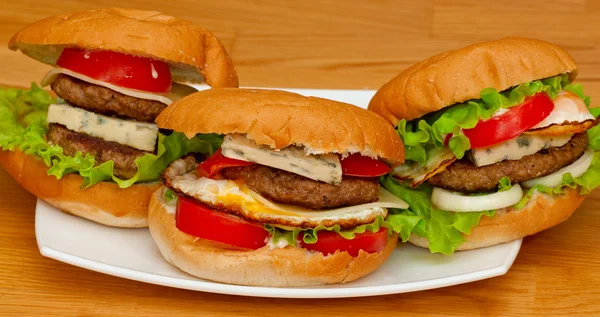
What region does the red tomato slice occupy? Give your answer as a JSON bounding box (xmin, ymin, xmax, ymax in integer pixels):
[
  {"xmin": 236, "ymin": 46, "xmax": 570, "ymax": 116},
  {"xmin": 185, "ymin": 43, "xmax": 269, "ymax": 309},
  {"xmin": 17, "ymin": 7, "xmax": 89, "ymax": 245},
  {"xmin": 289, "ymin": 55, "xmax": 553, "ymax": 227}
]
[
  {"xmin": 462, "ymin": 93, "xmax": 554, "ymax": 148},
  {"xmin": 340, "ymin": 153, "xmax": 391, "ymax": 177},
  {"xmin": 300, "ymin": 228, "xmax": 389, "ymax": 257},
  {"xmin": 197, "ymin": 149, "xmax": 255, "ymax": 178},
  {"xmin": 57, "ymin": 48, "xmax": 172, "ymax": 93},
  {"xmin": 176, "ymin": 195, "xmax": 389, "ymax": 256},
  {"xmin": 176, "ymin": 196, "xmax": 268, "ymax": 249}
]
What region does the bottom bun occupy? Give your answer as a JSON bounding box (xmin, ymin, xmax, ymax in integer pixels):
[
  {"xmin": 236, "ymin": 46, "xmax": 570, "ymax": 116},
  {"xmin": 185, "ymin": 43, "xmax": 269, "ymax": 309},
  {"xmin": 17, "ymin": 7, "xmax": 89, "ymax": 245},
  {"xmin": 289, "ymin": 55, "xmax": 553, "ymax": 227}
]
[
  {"xmin": 409, "ymin": 187, "xmax": 586, "ymax": 251},
  {"xmin": 0, "ymin": 149, "xmax": 159, "ymax": 228},
  {"xmin": 148, "ymin": 186, "xmax": 398, "ymax": 287}
]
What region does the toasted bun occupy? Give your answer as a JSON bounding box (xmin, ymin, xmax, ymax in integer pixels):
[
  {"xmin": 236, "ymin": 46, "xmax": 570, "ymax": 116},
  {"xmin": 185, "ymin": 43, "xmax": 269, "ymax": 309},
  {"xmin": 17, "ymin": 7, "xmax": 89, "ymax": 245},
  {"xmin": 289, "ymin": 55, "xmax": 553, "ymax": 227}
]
[
  {"xmin": 368, "ymin": 37, "xmax": 577, "ymax": 124},
  {"xmin": 0, "ymin": 149, "xmax": 159, "ymax": 228},
  {"xmin": 148, "ymin": 186, "xmax": 398, "ymax": 286},
  {"xmin": 156, "ymin": 88, "xmax": 405, "ymax": 164},
  {"xmin": 409, "ymin": 188, "xmax": 586, "ymax": 251},
  {"xmin": 8, "ymin": 7, "xmax": 238, "ymax": 88}
]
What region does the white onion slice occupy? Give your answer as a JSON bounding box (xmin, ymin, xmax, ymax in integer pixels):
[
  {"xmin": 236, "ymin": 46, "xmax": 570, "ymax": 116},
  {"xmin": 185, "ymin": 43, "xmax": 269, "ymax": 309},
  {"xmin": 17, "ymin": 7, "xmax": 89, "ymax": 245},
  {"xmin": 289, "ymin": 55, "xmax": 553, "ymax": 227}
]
[
  {"xmin": 431, "ymin": 184, "xmax": 523, "ymax": 212},
  {"xmin": 522, "ymin": 149, "xmax": 594, "ymax": 188}
]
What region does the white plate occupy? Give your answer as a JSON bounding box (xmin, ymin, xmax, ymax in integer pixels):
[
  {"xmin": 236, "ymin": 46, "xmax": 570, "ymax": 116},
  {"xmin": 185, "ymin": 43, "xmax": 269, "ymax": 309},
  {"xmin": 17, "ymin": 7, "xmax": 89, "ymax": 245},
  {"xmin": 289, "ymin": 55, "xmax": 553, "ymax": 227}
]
[{"xmin": 34, "ymin": 87, "xmax": 522, "ymax": 298}]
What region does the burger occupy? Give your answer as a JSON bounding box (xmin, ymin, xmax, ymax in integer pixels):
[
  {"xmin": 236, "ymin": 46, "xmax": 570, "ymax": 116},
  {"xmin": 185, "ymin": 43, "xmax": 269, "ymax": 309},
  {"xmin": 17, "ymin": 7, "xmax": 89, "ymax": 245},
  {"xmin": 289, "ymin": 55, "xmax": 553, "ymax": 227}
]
[
  {"xmin": 148, "ymin": 88, "xmax": 412, "ymax": 286},
  {"xmin": 368, "ymin": 37, "xmax": 600, "ymax": 254},
  {"xmin": 0, "ymin": 8, "xmax": 238, "ymax": 227}
]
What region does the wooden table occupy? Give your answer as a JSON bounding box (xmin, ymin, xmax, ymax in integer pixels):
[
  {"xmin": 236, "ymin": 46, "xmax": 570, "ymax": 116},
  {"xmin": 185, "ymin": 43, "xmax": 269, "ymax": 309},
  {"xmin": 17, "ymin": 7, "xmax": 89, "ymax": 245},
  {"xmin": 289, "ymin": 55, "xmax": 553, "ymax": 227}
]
[{"xmin": 1, "ymin": 1, "xmax": 599, "ymax": 316}]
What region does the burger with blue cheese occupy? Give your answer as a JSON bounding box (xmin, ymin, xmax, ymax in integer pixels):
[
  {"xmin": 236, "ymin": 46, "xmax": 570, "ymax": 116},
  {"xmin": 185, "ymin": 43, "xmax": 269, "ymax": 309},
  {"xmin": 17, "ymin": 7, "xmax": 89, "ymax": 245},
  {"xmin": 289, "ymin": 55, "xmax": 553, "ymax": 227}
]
[
  {"xmin": 148, "ymin": 88, "xmax": 411, "ymax": 286},
  {"xmin": 0, "ymin": 8, "xmax": 237, "ymax": 227},
  {"xmin": 369, "ymin": 37, "xmax": 600, "ymax": 254}
]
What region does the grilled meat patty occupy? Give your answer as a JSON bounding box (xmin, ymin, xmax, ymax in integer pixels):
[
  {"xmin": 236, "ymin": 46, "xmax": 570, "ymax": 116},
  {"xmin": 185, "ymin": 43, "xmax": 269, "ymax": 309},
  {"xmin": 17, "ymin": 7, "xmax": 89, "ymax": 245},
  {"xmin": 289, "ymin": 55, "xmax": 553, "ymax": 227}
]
[
  {"xmin": 47, "ymin": 123, "xmax": 147, "ymax": 179},
  {"xmin": 222, "ymin": 165, "xmax": 379, "ymax": 210},
  {"xmin": 51, "ymin": 74, "xmax": 166, "ymax": 123},
  {"xmin": 428, "ymin": 132, "xmax": 589, "ymax": 193}
]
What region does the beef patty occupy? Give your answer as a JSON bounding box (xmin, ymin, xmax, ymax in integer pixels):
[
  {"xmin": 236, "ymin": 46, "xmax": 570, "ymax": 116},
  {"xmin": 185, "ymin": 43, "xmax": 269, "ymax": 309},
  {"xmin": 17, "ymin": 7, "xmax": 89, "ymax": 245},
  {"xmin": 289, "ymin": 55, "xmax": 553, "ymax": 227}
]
[
  {"xmin": 222, "ymin": 165, "xmax": 380, "ymax": 210},
  {"xmin": 51, "ymin": 74, "xmax": 166, "ymax": 123},
  {"xmin": 428, "ymin": 132, "xmax": 589, "ymax": 193},
  {"xmin": 47, "ymin": 123, "xmax": 146, "ymax": 179}
]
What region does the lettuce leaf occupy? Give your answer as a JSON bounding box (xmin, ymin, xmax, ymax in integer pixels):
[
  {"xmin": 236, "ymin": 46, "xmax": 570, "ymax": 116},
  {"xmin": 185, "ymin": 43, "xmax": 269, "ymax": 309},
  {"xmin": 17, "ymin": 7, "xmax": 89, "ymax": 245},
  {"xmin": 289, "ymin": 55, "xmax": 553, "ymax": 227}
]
[
  {"xmin": 0, "ymin": 84, "xmax": 221, "ymax": 189},
  {"xmin": 380, "ymin": 175, "xmax": 494, "ymax": 255},
  {"xmin": 515, "ymin": 121, "xmax": 600, "ymax": 208},
  {"xmin": 399, "ymin": 75, "xmax": 572, "ymax": 164},
  {"xmin": 265, "ymin": 213, "xmax": 422, "ymax": 248}
]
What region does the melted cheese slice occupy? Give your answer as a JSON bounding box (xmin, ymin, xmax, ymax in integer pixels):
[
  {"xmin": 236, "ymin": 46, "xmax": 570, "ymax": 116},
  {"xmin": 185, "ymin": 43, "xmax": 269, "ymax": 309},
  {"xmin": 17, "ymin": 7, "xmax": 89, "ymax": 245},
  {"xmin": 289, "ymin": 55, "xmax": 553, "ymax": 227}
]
[
  {"xmin": 169, "ymin": 172, "xmax": 408, "ymax": 228},
  {"xmin": 221, "ymin": 134, "xmax": 342, "ymax": 185},
  {"xmin": 48, "ymin": 103, "xmax": 158, "ymax": 151},
  {"xmin": 41, "ymin": 68, "xmax": 198, "ymax": 105}
]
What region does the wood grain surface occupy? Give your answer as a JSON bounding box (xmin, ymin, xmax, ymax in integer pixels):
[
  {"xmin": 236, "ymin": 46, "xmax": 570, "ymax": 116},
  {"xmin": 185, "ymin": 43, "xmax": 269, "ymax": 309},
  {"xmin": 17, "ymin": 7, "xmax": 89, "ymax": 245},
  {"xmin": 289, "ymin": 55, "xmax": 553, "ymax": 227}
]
[{"xmin": 1, "ymin": 1, "xmax": 600, "ymax": 316}]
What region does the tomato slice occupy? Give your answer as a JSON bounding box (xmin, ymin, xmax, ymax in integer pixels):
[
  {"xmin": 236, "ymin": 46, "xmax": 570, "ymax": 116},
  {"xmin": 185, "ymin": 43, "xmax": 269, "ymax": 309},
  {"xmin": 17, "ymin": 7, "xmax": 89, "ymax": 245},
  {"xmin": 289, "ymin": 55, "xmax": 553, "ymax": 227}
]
[
  {"xmin": 462, "ymin": 93, "xmax": 554, "ymax": 148},
  {"xmin": 176, "ymin": 196, "xmax": 268, "ymax": 249},
  {"xmin": 176, "ymin": 195, "xmax": 389, "ymax": 256},
  {"xmin": 340, "ymin": 153, "xmax": 391, "ymax": 177},
  {"xmin": 56, "ymin": 48, "xmax": 172, "ymax": 93},
  {"xmin": 197, "ymin": 149, "xmax": 255, "ymax": 178},
  {"xmin": 300, "ymin": 228, "xmax": 389, "ymax": 257}
]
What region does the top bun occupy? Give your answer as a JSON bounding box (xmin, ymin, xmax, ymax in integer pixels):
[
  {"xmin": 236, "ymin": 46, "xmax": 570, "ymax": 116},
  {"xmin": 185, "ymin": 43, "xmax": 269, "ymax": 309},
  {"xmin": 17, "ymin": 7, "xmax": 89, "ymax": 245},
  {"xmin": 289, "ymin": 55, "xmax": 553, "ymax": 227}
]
[
  {"xmin": 156, "ymin": 88, "xmax": 405, "ymax": 165},
  {"xmin": 368, "ymin": 37, "xmax": 577, "ymax": 124},
  {"xmin": 8, "ymin": 7, "xmax": 238, "ymax": 88}
]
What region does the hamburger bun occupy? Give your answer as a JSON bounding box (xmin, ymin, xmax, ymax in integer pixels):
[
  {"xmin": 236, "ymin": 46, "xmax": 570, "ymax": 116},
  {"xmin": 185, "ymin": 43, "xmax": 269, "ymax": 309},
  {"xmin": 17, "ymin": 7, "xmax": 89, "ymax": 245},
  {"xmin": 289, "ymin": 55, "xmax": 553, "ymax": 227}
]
[
  {"xmin": 148, "ymin": 186, "xmax": 398, "ymax": 287},
  {"xmin": 8, "ymin": 7, "xmax": 238, "ymax": 88},
  {"xmin": 0, "ymin": 149, "xmax": 159, "ymax": 228},
  {"xmin": 156, "ymin": 88, "xmax": 405, "ymax": 165},
  {"xmin": 368, "ymin": 37, "xmax": 577, "ymax": 125},
  {"xmin": 409, "ymin": 188, "xmax": 586, "ymax": 251}
]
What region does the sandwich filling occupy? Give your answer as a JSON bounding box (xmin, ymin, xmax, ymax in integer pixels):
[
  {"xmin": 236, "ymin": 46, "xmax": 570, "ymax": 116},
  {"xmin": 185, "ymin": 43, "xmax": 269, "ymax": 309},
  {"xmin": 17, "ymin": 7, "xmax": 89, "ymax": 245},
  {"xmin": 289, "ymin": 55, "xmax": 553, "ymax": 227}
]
[
  {"xmin": 0, "ymin": 48, "xmax": 219, "ymax": 189},
  {"xmin": 383, "ymin": 74, "xmax": 600, "ymax": 254},
  {"xmin": 160, "ymin": 134, "xmax": 416, "ymax": 257}
]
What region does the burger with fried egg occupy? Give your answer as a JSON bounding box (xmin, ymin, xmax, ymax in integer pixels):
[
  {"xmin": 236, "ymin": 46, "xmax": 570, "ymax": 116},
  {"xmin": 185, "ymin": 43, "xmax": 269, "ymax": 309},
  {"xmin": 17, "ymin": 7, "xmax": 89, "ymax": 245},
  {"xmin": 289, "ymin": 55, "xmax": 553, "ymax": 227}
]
[
  {"xmin": 0, "ymin": 8, "xmax": 238, "ymax": 227},
  {"xmin": 149, "ymin": 88, "xmax": 412, "ymax": 287},
  {"xmin": 368, "ymin": 37, "xmax": 600, "ymax": 254}
]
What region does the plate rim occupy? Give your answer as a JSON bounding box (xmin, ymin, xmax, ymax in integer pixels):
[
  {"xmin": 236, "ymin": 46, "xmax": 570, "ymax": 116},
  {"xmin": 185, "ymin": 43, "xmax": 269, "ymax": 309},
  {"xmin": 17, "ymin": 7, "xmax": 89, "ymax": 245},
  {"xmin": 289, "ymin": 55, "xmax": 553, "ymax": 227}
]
[{"xmin": 35, "ymin": 199, "xmax": 522, "ymax": 299}]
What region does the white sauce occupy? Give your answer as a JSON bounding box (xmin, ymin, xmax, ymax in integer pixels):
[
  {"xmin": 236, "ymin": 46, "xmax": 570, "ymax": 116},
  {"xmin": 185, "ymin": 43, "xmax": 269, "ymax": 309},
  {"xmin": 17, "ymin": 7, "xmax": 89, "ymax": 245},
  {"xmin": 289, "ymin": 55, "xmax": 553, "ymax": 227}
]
[
  {"xmin": 151, "ymin": 63, "xmax": 158, "ymax": 79},
  {"xmin": 265, "ymin": 236, "xmax": 291, "ymax": 249}
]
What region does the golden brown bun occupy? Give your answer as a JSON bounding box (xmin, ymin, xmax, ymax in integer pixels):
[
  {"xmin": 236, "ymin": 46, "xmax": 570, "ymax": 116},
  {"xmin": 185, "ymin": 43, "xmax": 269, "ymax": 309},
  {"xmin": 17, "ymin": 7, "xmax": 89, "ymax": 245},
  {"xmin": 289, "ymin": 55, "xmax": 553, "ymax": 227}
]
[
  {"xmin": 156, "ymin": 88, "xmax": 405, "ymax": 165},
  {"xmin": 148, "ymin": 186, "xmax": 398, "ymax": 286},
  {"xmin": 369, "ymin": 37, "xmax": 577, "ymax": 124},
  {"xmin": 8, "ymin": 7, "xmax": 238, "ymax": 88},
  {"xmin": 0, "ymin": 149, "xmax": 159, "ymax": 228},
  {"xmin": 409, "ymin": 188, "xmax": 586, "ymax": 251}
]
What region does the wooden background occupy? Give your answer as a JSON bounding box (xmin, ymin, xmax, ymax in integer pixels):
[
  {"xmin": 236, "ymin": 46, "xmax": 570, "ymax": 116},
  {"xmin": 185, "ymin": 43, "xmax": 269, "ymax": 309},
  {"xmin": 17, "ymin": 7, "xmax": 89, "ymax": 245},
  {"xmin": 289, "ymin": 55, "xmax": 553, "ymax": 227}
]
[{"xmin": 1, "ymin": 0, "xmax": 600, "ymax": 316}]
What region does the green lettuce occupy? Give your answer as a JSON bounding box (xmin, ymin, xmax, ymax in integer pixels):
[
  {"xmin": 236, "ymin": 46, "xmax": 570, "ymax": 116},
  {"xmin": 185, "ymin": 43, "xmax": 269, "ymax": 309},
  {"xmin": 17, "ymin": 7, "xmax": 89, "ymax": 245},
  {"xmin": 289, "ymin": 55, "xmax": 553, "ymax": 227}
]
[
  {"xmin": 0, "ymin": 84, "xmax": 221, "ymax": 189},
  {"xmin": 164, "ymin": 188, "xmax": 176, "ymax": 203},
  {"xmin": 380, "ymin": 176, "xmax": 494, "ymax": 255},
  {"xmin": 265, "ymin": 213, "xmax": 423, "ymax": 248},
  {"xmin": 515, "ymin": 119, "xmax": 600, "ymax": 209},
  {"xmin": 399, "ymin": 75, "xmax": 573, "ymax": 164}
]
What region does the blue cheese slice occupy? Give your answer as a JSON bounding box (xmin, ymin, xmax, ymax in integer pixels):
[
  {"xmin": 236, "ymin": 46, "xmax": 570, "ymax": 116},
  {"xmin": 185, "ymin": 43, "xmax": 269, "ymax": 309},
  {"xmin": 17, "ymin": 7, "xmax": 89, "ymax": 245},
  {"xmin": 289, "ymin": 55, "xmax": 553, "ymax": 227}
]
[
  {"xmin": 468, "ymin": 134, "xmax": 573, "ymax": 167},
  {"xmin": 47, "ymin": 103, "xmax": 158, "ymax": 152},
  {"xmin": 221, "ymin": 134, "xmax": 342, "ymax": 185}
]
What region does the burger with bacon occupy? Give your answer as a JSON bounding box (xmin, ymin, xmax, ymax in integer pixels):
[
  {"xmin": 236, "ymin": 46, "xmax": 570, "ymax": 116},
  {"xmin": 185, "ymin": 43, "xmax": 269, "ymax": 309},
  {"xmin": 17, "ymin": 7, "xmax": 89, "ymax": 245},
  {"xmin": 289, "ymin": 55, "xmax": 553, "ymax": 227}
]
[
  {"xmin": 149, "ymin": 88, "xmax": 411, "ymax": 286},
  {"xmin": 0, "ymin": 8, "xmax": 238, "ymax": 227},
  {"xmin": 369, "ymin": 37, "xmax": 600, "ymax": 255}
]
